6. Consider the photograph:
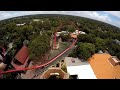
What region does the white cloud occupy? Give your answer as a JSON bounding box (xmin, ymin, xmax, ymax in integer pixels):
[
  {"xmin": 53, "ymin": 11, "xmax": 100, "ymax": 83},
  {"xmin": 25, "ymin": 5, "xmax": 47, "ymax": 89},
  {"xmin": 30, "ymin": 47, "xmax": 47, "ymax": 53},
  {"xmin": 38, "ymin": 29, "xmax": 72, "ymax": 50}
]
[
  {"xmin": 105, "ymin": 11, "xmax": 120, "ymax": 18},
  {"xmin": 71, "ymin": 11, "xmax": 111, "ymax": 22},
  {"xmin": 0, "ymin": 11, "xmax": 119, "ymax": 27},
  {"xmin": 110, "ymin": 20, "xmax": 120, "ymax": 27},
  {"xmin": 0, "ymin": 11, "xmax": 23, "ymax": 20}
]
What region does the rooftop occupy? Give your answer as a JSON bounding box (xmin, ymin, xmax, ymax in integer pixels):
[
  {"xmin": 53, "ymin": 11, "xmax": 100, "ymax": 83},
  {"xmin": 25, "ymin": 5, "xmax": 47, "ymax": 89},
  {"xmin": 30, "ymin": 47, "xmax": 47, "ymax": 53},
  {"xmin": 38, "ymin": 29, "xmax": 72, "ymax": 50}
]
[
  {"xmin": 15, "ymin": 45, "xmax": 29, "ymax": 64},
  {"xmin": 64, "ymin": 57, "xmax": 96, "ymax": 79},
  {"xmin": 40, "ymin": 67, "xmax": 69, "ymax": 79},
  {"xmin": 11, "ymin": 45, "xmax": 29, "ymax": 70},
  {"xmin": 70, "ymin": 34, "xmax": 77, "ymax": 38},
  {"xmin": 89, "ymin": 54, "xmax": 120, "ymax": 79},
  {"xmin": 64, "ymin": 57, "xmax": 82, "ymax": 66}
]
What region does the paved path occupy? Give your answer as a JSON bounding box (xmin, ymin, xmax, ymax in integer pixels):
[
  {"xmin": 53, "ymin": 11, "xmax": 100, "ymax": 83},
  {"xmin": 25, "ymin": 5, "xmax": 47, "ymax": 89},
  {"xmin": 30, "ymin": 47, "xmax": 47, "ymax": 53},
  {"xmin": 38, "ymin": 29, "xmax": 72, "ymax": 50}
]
[
  {"xmin": 4, "ymin": 42, "xmax": 13, "ymax": 56},
  {"xmin": 32, "ymin": 45, "xmax": 75, "ymax": 79}
]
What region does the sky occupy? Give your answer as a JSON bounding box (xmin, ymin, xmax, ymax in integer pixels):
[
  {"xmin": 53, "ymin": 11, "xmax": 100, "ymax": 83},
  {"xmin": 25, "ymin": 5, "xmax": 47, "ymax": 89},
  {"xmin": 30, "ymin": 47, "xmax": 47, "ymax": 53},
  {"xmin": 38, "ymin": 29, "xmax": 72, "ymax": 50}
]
[{"xmin": 0, "ymin": 11, "xmax": 120, "ymax": 28}]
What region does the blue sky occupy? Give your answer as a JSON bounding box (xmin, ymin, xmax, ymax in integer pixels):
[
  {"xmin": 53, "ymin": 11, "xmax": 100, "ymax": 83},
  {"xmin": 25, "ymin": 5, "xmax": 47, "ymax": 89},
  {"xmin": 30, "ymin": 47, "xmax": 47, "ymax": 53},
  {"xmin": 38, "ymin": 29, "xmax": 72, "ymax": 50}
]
[{"xmin": 0, "ymin": 11, "xmax": 120, "ymax": 28}]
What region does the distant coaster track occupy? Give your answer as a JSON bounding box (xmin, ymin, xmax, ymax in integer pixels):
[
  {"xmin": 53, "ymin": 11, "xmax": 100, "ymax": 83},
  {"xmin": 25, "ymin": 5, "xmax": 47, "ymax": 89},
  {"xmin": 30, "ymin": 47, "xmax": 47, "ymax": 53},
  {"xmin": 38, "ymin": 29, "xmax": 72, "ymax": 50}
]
[{"xmin": 0, "ymin": 39, "xmax": 77, "ymax": 75}]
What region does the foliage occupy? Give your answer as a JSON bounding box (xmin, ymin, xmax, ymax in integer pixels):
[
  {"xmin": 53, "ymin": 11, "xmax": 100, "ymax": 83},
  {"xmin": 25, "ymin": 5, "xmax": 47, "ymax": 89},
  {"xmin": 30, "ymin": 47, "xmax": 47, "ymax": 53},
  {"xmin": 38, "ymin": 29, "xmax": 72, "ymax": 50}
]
[
  {"xmin": 28, "ymin": 34, "xmax": 50, "ymax": 61},
  {"xmin": 76, "ymin": 43, "xmax": 96, "ymax": 60},
  {"xmin": 68, "ymin": 52, "xmax": 77, "ymax": 58},
  {"xmin": 0, "ymin": 14, "xmax": 119, "ymax": 61},
  {"xmin": 61, "ymin": 64, "xmax": 67, "ymax": 73},
  {"xmin": 67, "ymin": 25, "xmax": 76, "ymax": 32},
  {"xmin": 78, "ymin": 34, "xmax": 95, "ymax": 43},
  {"xmin": 94, "ymin": 37, "xmax": 106, "ymax": 52},
  {"xmin": 60, "ymin": 33, "xmax": 71, "ymax": 42}
]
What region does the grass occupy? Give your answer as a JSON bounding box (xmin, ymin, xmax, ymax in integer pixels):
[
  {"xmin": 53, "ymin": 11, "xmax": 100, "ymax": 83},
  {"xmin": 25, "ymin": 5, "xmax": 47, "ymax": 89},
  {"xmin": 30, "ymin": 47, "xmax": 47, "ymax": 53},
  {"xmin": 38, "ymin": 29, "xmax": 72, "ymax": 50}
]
[{"xmin": 48, "ymin": 42, "xmax": 72, "ymax": 61}]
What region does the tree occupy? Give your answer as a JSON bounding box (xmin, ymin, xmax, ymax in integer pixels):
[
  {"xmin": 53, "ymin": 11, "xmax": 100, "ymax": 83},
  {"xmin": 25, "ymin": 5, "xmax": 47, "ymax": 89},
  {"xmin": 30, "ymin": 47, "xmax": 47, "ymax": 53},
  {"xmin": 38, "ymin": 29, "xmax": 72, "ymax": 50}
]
[
  {"xmin": 51, "ymin": 20, "xmax": 59, "ymax": 27},
  {"xmin": 5, "ymin": 22, "xmax": 16, "ymax": 33},
  {"xmin": 61, "ymin": 26, "xmax": 68, "ymax": 31},
  {"xmin": 46, "ymin": 31, "xmax": 53, "ymax": 36},
  {"xmin": 0, "ymin": 28, "xmax": 6, "ymax": 39},
  {"xmin": 77, "ymin": 34, "xmax": 95, "ymax": 43},
  {"xmin": 28, "ymin": 34, "xmax": 50, "ymax": 61},
  {"xmin": 20, "ymin": 25, "xmax": 33, "ymax": 37},
  {"xmin": 60, "ymin": 33, "xmax": 70, "ymax": 42},
  {"xmin": 76, "ymin": 43, "xmax": 95, "ymax": 60},
  {"xmin": 23, "ymin": 40, "xmax": 29, "ymax": 46},
  {"xmin": 68, "ymin": 52, "xmax": 77, "ymax": 58},
  {"xmin": 67, "ymin": 25, "xmax": 76, "ymax": 32},
  {"xmin": 42, "ymin": 19, "xmax": 51, "ymax": 30},
  {"xmin": 94, "ymin": 37, "xmax": 106, "ymax": 52},
  {"xmin": 116, "ymin": 52, "xmax": 120, "ymax": 59},
  {"xmin": 108, "ymin": 43, "xmax": 120, "ymax": 59}
]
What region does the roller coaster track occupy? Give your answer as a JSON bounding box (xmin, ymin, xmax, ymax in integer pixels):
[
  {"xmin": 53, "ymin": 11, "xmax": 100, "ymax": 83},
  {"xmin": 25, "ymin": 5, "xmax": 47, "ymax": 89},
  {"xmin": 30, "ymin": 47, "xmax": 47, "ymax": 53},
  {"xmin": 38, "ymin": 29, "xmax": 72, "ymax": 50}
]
[{"xmin": 0, "ymin": 39, "xmax": 77, "ymax": 75}]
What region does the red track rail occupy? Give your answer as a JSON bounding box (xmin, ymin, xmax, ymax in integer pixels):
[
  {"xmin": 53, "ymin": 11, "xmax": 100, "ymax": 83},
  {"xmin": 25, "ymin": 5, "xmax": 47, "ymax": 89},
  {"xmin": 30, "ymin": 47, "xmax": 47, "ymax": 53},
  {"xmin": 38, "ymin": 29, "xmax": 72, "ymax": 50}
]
[{"xmin": 0, "ymin": 39, "xmax": 77, "ymax": 74}]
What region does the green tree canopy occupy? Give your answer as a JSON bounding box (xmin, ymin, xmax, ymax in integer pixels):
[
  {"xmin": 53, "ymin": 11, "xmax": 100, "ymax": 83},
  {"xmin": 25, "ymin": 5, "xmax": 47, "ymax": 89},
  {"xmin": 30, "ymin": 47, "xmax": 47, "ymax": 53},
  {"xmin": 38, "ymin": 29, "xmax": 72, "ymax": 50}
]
[
  {"xmin": 28, "ymin": 34, "xmax": 50, "ymax": 61},
  {"xmin": 78, "ymin": 34, "xmax": 95, "ymax": 43},
  {"xmin": 76, "ymin": 43, "xmax": 95, "ymax": 60},
  {"xmin": 94, "ymin": 37, "xmax": 106, "ymax": 52},
  {"xmin": 60, "ymin": 33, "xmax": 70, "ymax": 42}
]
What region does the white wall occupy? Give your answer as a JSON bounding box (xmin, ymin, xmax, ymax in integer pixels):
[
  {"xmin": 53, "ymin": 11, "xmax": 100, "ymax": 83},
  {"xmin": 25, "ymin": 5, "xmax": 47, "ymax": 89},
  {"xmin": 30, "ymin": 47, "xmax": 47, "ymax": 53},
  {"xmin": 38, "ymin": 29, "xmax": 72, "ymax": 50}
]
[{"xmin": 67, "ymin": 64, "xmax": 96, "ymax": 79}]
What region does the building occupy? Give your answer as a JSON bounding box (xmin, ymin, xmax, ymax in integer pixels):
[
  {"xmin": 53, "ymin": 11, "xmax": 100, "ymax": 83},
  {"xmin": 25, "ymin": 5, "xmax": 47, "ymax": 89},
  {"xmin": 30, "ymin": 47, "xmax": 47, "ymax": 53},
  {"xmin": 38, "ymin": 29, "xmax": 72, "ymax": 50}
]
[
  {"xmin": 61, "ymin": 31, "xmax": 69, "ymax": 34},
  {"xmin": 64, "ymin": 57, "xmax": 96, "ymax": 79},
  {"xmin": 33, "ymin": 19, "xmax": 40, "ymax": 22},
  {"xmin": 97, "ymin": 50, "xmax": 103, "ymax": 54},
  {"xmin": 39, "ymin": 60, "xmax": 69, "ymax": 79},
  {"xmin": 79, "ymin": 31, "xmax": 86, "ymax": 34},
  {"xmin": 89, "ymin": 54, "xmax": 120, "ymax": 79},
  {"xmin": 56, "ymin": 32, "xmax": 62, "ymax": 37},
  {"xmin": 72, "ymin": 30, "xmax": 86, "ymax": 36},
  {"xmin": 70, "ymin": 30, "xmax": 86, "ymax": 39},
  {"xmin": 56, "ymin": 31, "xmax": 69, "ymax": 37},
  {"xmin": 16, "ymin": 23, "xmax": 25, "ymax": 26},
  {"xmin": 114, "ymin": 39, "xmax": 120, "ymax": 45},
  {"xmin": 40, "ymin": 67, "xmax": 69, "ymax": 79},
  {"xmin": 33, "ymin": 19, "xmax": 44, "ymax": 22},
  {"xmin": 11, "ymin": 45, "xmax": 30, "ymax": 70},
  {"xmin": 70, "ymin": 33, "xmax": 77, "ymax": 39}
]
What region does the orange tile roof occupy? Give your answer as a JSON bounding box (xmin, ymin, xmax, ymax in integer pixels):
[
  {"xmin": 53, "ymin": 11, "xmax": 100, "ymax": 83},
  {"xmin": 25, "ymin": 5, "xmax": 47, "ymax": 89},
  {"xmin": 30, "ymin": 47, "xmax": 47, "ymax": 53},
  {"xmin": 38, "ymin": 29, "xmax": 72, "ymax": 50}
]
[
  {"xmin": 88, "ymin": 54, "xmax": 120, "ymax": 79},
  {"xmin": 70, "ymin": 34, "xmax": 77, "ymax": 38}
]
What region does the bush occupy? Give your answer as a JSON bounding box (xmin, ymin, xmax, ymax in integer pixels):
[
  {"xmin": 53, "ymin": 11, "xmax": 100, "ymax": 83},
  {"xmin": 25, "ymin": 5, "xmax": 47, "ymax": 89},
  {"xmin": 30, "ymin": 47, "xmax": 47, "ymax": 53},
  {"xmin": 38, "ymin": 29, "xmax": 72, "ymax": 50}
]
[{"xmin": 61, "ymin": 64, "xmax": 67, "ymax": 73}]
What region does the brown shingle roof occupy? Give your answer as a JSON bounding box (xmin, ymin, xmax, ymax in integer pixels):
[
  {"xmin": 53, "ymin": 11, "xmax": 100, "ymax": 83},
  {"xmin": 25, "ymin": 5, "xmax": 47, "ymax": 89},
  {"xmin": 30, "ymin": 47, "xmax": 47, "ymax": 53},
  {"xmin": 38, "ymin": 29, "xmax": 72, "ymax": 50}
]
[
  {"xmin": 89, "ymin": 54, "xmax": 120, "ymax": 79},
  {"xmin": 15, "ymin": 45, "xmax": 29, "ymax": 65}
]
